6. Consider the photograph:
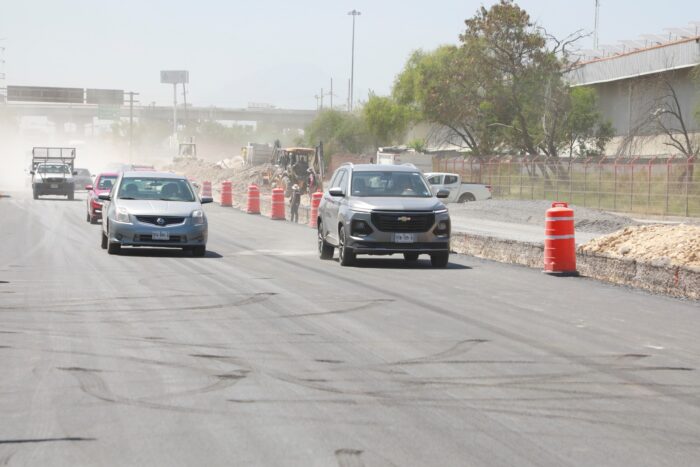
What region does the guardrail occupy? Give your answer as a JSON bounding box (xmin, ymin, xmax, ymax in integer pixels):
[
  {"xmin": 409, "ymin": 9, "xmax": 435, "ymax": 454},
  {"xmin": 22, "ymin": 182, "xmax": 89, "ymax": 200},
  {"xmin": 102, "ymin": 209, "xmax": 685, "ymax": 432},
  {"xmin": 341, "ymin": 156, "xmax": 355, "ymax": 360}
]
[{"xmin": 435, "ymin": 155, "xmax": 699, "ymax": 217}]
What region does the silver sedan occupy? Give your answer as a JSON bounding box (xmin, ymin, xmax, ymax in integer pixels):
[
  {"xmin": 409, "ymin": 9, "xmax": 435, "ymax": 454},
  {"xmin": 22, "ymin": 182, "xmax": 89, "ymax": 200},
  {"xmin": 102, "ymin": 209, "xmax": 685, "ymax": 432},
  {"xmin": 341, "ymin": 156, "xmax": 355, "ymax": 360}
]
[{"xmin": 99, "ymin": 171, "xmax": 212, "ymax": 256}]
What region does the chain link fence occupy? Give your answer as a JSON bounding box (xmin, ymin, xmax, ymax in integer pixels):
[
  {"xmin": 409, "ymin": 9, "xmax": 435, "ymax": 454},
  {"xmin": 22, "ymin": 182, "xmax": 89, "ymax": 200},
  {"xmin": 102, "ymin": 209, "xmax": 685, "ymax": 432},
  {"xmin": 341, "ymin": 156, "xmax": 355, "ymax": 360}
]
[{"xmin": 435, "ymin": 156, "xmax": 699, "ymax": 217}]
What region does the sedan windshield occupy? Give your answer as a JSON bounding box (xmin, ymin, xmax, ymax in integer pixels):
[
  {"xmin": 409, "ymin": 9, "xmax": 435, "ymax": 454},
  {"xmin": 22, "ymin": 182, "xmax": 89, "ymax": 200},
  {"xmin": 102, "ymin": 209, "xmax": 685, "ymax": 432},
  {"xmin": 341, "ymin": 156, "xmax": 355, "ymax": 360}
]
[
  {"xmin": 97, "ymin": 175, "xmax": 117, "ymax": 190},
  {"xmin": 118, "ymin": 177, "xmax": 195, "ymax": 202},
  {"xmin": 350, "ymin": 171, "xmax": 432, "ymax": 198}
]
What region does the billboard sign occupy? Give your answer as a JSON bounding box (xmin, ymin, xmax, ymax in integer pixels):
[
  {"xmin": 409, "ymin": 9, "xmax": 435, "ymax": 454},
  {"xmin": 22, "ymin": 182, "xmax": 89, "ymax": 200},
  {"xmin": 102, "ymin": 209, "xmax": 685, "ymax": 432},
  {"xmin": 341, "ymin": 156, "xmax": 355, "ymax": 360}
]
[
  {"xmin": 160, "ymin": 70, "xmax": 189, "ymax": 84},
  {"xmin": 7, "ymin": 85, "xmax": 84, "ymax": 103},
  {"xmin": 86, "ymin": 88, "xmax": 124, "ymax": 105}
]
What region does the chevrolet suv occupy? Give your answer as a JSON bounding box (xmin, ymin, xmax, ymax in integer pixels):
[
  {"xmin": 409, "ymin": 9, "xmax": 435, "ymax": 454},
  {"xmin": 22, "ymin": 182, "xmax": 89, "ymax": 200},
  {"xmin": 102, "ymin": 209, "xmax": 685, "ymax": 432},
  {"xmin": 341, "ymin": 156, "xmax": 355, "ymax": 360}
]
[{"xmin": 317, "ymin": 164, "xmax": 451, "ymax": 267}]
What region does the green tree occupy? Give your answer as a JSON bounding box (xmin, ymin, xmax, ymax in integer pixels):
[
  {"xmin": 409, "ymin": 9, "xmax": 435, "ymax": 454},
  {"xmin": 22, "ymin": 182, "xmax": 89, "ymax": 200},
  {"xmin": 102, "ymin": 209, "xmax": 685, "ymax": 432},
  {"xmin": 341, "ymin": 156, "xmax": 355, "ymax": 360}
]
[
  {"xmin": 393, "ymin": 46, "xmax": 506, "ymax": 156},
  {"xmin": 562, "ymin": 87, "xmax": 614, "ymax": 157},
  {"xmin": 362, "ymin": 93, "xmax": 412, "ymax": 147},
  {"xmin": 304, "ymin": 109, "xmax": 372, "ymax": 156}
]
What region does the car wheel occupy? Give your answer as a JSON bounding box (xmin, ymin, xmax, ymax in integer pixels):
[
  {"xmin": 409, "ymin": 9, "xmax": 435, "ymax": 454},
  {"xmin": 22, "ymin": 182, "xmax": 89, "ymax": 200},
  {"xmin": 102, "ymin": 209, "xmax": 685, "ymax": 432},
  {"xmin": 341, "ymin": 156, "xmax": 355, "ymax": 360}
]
[
  {"xmin": 107, "ymin": 241, "xmax": 121, "ymax": 255},
  {"xmin": 338, "ymin": 227, "xmax": 355, "ymax": 266},
  {"xmin": 318, "ymin": 221, "xmax": 334, "ymax": 260},
  {"xmin": 430, "ymin": 252, "xmax": 449, "ymax": 268},
  {"xmin": 404, "ymin": 253, "xmax": 419, "ymax": 262},
  {"xmin": 90, "ymin": 215, "xmax": 98, "ymax": 225},
  {"xmin": 33, "ymin": 190, "xmax": 38, "ymax": 200},
  {"xmin": 68, "ymin": 192, "xmax": 74, "ymax": 201},
  {"xmin": 86, "ymin": 211, "xmax": 91, "ymax": 222},
  {"xmin": 101, "ymin": 230, "xmax": 108, "ymax": 249},
  {"xmin": 192, "ymin": 245, "xmax": 206, "ymax": 257},
  {"xmin": 458, "ymin": 193, "xmax": 476, "ymax": 203}
]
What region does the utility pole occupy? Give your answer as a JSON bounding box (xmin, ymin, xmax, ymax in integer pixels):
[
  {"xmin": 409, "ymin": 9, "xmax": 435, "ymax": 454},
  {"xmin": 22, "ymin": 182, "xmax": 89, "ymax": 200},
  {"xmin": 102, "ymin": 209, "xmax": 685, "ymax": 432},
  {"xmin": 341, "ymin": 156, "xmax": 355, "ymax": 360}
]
[
  {"xmin": 182, "ymin": 82, "xmax": 189, "ymax": 129},
  {"xmin": 347, "ymin": 9, "xmax": 361, "ymax": 112},
  {"xmin": 0, "ymin": 38, "xmax": 6, "ymax": 104},
  {"xmin": 125, "ymin": 91, "xmax": 140, "ymax": 164},
  {"xmin": 326, "ymin": 78, "xmax": 337, "ymax": 110},
  {"xmin": 172, "ymin": 83, "xmax": 178, "ymax": 139},
  {"xmin": 593, "ymin": 0, "xmax": 600, "ymax": 49}
]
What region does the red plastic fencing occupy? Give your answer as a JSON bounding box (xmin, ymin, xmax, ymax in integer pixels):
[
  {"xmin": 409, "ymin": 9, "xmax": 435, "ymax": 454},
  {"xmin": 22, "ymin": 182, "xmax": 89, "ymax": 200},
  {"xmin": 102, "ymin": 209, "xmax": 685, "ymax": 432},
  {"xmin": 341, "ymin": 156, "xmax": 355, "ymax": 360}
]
[{"xmin": 435, "ymin": 155, "xmax": 699, "ymax": 217}]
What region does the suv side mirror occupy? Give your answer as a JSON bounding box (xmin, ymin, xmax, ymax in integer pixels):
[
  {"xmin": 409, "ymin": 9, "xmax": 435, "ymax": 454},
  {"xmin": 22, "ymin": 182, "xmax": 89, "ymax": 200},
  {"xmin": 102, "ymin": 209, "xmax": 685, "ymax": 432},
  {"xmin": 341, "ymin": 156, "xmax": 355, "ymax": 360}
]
[
  {"xmin": 30, "ymin": 170, "xmax": 35, "ymax": 175},
  {"xmin": 436, "ymin": 189, "xmax": 450, "ymax": 199},
  {"xmin": 200, "ymin": 197, "xmax": 213, "ymax": 204},
  {"xmin": 85, "ymin": 185, "xmax": 93, "ymax": 191},
  {"xmin": 98, "ymin": 193, "xmax": 111, "ymax": 201},
  {"xmin": 328, "ymin": 187, "xmax": 345, "ymax": 197}
]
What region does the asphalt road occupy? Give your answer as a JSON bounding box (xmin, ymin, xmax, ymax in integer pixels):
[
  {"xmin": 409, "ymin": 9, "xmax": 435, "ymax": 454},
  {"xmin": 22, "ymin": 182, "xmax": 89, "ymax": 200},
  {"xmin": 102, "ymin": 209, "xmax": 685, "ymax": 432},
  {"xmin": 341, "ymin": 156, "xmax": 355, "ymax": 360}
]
[{"xmin": 1, "ymin": 191, "xmax": 699, "ymax": 467}]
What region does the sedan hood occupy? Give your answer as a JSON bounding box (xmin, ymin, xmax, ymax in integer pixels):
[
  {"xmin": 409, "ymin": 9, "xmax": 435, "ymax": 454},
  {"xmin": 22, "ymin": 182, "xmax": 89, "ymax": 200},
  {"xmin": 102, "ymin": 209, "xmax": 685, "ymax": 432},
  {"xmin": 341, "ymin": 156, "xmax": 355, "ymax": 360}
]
[
  {"xmin": 350, "ymin": 197, "xmax": 447, "ymax": 212},
  {"xmin": 117, "ymin": 199, "xmax": 200, "ymax": 217}
]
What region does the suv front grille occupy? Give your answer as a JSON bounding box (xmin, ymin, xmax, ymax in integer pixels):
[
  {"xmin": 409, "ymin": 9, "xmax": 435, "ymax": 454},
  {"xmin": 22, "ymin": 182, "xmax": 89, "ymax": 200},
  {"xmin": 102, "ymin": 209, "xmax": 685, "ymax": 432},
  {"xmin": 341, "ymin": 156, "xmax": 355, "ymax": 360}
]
[
  {"xmin": 371, "ymin": 212, "xmax": 435, "ymax": 232},
  {"xmin": 136, "ymin": 216, "xmax": 186, "ymax": 226}
]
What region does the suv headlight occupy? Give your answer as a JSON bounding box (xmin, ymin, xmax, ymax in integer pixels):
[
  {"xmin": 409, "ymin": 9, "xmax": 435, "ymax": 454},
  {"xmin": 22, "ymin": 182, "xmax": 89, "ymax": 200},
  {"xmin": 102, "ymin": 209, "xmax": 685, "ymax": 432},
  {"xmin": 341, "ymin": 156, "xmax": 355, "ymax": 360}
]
[
  {"xmin": 192, "ymin": 209, "xmax": 205, "ymax": 225},
  {"xmin": 115, "ymin": 206, "xmax": 131, "ymax": 223},
  {"xmin": 434, "ymin": 219, "xmax": 450, "ymax": 236}
]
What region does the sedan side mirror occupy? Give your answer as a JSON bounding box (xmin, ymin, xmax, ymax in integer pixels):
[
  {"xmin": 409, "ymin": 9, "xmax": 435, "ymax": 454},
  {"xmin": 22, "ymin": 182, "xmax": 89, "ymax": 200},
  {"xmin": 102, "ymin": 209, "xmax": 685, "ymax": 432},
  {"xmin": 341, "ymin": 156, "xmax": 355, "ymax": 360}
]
[
  {"xmin": 436, "ymin": 189, "xmax": 450, "ymax": 199},
  {"xmin": 85, "ymin": 185, "xmax": 93, "ymax": 191},
  {"xmin": 328, "ymin": 187, "xmax": 345, "ymax": 197},
  {"xmin": 73, "ymin": 171, "xmax": 78, "ymax": 176},
  {"xmin": 98, "ymin": 193, "xmax": 111, "ymax": 201},
  {"xmin": 200, "ymin": 197, "xmax": 213, "ymax": 204},
  {"xmin": 30, "ymin": 170, "xmax": 35, "ymax": 175}
]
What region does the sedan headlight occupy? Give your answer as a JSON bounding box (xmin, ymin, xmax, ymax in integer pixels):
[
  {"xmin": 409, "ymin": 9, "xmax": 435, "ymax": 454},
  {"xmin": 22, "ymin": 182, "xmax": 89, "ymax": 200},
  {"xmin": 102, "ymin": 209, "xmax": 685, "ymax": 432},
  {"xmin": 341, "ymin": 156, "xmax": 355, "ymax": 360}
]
[
  {"xmin": 115, "ymin": 206, "xmax": 131, "ymax": 223},
  {"xmin": 192, "ymin": 209, "xmax": 205, "ymax": 225}
]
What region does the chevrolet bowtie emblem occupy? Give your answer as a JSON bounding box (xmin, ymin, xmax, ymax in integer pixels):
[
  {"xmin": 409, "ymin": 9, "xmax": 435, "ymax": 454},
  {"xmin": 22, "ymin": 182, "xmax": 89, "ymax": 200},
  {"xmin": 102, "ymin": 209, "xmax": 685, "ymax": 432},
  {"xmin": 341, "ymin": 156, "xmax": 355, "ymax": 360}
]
[{"xmin": 397, "ymin": 216, "xmax": 411, "ymax": 222}]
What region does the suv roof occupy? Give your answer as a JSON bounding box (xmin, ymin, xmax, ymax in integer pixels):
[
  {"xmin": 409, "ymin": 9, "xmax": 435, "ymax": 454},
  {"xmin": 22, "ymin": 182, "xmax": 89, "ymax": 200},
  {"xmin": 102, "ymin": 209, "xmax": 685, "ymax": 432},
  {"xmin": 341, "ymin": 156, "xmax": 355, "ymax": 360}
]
[
  {"xmin": 346, "ymin": 164, "xmax": 419, "ymax": 173},
  {"xmin": 121, "ymin": 171, "xmax": 181, "ymax": 179}
]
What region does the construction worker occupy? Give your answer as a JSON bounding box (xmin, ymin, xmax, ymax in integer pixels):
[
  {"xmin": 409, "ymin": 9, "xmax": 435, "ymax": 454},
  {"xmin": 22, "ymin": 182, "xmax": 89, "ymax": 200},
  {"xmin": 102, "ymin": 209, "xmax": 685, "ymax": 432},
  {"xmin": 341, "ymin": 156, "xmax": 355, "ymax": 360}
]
[
  {"xmin": 290, "ymin": 184, "xmax": 301, "ymax": 223},
  {"xmin": 307, "ymin": 168, "xmax": 317, "ymax": 194}
]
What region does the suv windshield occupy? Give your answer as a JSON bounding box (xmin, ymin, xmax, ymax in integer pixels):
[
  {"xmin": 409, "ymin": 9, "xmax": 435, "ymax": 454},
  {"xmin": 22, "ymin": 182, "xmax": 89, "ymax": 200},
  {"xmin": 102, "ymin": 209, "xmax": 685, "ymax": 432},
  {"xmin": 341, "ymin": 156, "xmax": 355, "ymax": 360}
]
[
  {"xmin": 37, "ymin": 164, "xmax": 70, "ymax": 174},
  {"xmin": 350, "ymin": 171, "xmax": 432, "ymax": 198},
  {"xmin": 118, "ymin": 177, "xmax": 195, "ymax": 202}
]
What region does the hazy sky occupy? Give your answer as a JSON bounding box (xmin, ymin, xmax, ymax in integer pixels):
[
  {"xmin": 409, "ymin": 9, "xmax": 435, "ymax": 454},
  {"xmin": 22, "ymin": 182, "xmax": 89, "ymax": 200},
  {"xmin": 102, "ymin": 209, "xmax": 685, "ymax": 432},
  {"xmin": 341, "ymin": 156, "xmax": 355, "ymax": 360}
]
[{"xmin": 1, "ymin": 0, "xmax": 698, "ymax": 110}]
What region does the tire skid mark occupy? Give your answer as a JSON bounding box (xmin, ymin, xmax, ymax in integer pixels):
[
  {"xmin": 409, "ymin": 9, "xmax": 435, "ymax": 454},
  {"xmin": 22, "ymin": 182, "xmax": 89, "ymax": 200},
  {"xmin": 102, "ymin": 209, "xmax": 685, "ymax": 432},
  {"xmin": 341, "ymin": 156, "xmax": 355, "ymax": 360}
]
[
  {"xmin": 393, "ymin": 338, "xmax": 489, "ymax": 365},
  {"xmin": 335, "ymin": 449, "xmax": 365, "ymax": 467},
  {"xmin": 58, "ymin": 366, "xmax": 232, "ymax": 414},
  {"xmin": 275, "ymin": 298, "xmax": 394, "ymax": 319}
]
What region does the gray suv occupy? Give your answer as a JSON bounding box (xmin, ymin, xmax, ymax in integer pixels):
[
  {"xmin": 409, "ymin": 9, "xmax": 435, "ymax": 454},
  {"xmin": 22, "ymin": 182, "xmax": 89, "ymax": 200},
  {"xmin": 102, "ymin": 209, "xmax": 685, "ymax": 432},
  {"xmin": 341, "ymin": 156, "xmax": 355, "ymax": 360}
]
[{"xmin": 317, "ymin": 164, "xmax": 451, "ymax": 267}]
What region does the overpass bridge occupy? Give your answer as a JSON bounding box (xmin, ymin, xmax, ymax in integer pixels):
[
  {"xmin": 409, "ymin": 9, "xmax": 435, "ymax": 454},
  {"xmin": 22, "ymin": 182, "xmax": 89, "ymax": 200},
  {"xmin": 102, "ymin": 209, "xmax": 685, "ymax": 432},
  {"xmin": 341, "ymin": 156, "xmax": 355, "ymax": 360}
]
[{"xmin": 2, "ymin": 102, "xmax": 318, "ymax": 132}]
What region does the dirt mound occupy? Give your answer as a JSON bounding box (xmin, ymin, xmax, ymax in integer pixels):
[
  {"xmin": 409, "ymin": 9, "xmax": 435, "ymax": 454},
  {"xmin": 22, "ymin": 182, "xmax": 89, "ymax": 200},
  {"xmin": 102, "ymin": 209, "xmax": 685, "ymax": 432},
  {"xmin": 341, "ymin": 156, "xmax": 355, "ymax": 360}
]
[
  {"xmin": 448, "ymin": 200, "xmax": 638, "ymax": 234},
  {"xmin": 578, "ymin": 224, "xmax": 700, "ymax": 268}
]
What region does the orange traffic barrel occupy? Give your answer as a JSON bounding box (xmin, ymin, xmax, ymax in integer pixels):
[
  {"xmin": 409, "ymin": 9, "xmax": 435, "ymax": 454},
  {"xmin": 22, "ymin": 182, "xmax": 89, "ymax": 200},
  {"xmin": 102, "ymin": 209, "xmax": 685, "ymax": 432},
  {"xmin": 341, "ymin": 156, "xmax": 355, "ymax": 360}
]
[
  {"xmin": 202, "ymin": 181, "xmax": 213, "ymax": 198},
  {"xmin": 270, "ymin": 188, "xmax": 285, "ymax": 220},
  {"xmin": 246, "ymin": 184, "xmax": 260, "ymax": 214},
  {"xmin": 220, "ymin": 181, "xmax": 233, "ymax": 207},
  {"xmin": 309, "ymin": 191, "xmax": 323, "ymax": 228},
  {"xmin": 544, "ymin": 202, "xmax": 578, "ymax": 276}
]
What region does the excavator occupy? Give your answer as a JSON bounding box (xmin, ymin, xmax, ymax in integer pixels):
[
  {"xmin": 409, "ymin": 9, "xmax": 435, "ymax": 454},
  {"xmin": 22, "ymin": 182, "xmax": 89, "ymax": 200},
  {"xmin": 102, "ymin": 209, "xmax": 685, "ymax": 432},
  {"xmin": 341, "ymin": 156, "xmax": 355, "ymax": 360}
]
[{"xmin": 270, "ymin": 143, "xmax": 324, "ymax": 193}]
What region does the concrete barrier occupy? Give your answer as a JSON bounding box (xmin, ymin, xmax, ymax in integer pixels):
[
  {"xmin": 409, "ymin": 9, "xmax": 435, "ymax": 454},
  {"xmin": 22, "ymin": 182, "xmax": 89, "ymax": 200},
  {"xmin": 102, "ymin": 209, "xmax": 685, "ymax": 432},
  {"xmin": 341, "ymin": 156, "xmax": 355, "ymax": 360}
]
[{"xmin": 450, "ymin": 232, "xmax": 699, "ymax": 301}]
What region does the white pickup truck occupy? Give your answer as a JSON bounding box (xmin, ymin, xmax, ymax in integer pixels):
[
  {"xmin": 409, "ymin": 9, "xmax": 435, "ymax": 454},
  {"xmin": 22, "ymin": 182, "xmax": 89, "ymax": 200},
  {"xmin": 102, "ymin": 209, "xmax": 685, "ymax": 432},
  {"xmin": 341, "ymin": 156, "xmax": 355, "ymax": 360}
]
[{"xmin": 424, "ymin": 172, "xmax": 492, "ymax": 203}]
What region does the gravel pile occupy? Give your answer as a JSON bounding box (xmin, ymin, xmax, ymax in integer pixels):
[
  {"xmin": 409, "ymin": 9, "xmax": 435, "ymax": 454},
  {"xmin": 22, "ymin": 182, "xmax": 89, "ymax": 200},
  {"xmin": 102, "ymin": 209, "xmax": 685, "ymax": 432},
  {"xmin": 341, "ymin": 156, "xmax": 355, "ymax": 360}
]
[
  {"xmin": 579, "ymin": 224, "xmax": 700, "ymax": 268},
  {"xmin": 448, "ymin": 200, "xmax": 638, "ymax": 234}
]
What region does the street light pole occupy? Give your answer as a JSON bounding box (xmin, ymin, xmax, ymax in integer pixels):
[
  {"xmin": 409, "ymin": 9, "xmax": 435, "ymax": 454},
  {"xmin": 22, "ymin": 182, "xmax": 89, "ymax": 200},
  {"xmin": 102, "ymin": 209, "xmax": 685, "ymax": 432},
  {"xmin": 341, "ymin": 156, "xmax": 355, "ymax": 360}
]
[{"xmin": 348, "ymin": 9, "xmax": 361, "ymax": 112}]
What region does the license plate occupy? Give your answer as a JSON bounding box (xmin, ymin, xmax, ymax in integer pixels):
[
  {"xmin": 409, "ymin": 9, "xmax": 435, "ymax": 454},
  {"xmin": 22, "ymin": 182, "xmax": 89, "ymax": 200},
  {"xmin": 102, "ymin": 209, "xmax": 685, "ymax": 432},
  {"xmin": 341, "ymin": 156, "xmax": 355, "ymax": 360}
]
[
  {"xmin": 394, "ymin": 233, "xmax": 416, "ymax": 243},
  {"xmin": 152, "ymin": 231, "xmax": 170, "ymax": 241},
  {"xmin": 50, "ymin": 184, "xmax": 58, "ymax": 188}
]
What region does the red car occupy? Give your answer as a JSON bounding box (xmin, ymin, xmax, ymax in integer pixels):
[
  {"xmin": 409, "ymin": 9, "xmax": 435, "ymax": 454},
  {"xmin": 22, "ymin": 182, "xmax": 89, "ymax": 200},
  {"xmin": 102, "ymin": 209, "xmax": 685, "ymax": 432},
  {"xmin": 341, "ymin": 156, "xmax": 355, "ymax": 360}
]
[{"xmin": 85, "ymin": 172, "xmax": 118, "ymax": 224}]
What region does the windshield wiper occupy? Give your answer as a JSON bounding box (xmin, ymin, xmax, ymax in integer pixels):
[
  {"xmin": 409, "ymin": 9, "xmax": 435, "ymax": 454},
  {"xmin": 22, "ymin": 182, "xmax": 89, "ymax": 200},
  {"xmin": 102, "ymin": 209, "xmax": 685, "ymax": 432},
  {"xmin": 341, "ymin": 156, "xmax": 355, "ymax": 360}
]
[{"xmin": 119, "ymin": 197, "xmax": 137, "ymax": 200}]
